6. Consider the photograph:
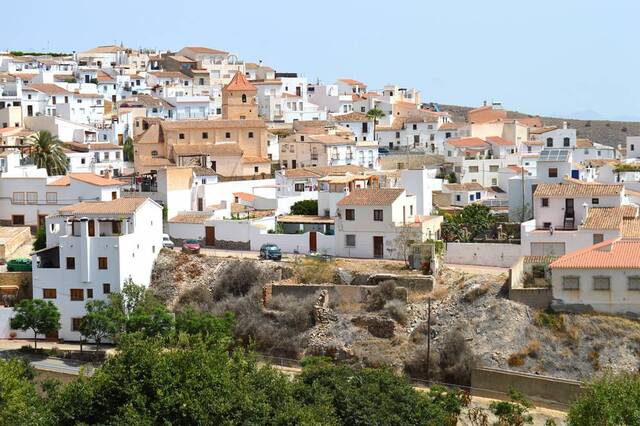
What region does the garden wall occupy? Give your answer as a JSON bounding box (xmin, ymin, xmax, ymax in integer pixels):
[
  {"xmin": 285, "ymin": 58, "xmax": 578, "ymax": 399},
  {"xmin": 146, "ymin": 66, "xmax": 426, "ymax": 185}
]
[{"xmin": 444, "ymin": 242, "xmax": 521, "ymax": 267}]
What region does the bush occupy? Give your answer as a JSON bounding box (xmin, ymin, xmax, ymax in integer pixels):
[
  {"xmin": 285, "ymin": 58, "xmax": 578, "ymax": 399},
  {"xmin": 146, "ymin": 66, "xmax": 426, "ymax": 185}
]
[
  {"xmin": 366, "ymin": 280, "xmax": 399, "ymax": 311},
  {"xmin": 290, "ymin": 199, "xmax": 318, "ymax": 215},
  {"xmin": 384, "ymin": 299, "xmax": 408, "ymax": 325},
  {"xmin": 405, "ymin": 330, "xmax": 474, "ymax": 386},
  {"xmin": 175, "ymin": 286, "xmax": 215, "ymax": 313},
  {"xmin": 489, "ymin": 389, "xmax": 533, "ymax": 425},
  {"xmin": 213, "ymin": 260, "xmax": 265, "ymax": 300},
  {"xmin": 534, "ymin": 310, "xmax": 565, "ymax": 332},
  {"xmin": 567, "ymin": 373, "xmax": 640, "ymax": 425}
]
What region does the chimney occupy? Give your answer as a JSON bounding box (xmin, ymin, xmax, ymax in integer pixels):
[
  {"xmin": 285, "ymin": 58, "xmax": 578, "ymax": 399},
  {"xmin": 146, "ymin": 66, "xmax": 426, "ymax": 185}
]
[
  {"xmin": 582, "ymin": 202, "xmax": 589, "ymax": 225},
  {"xmin": 79, "ymin": 217, "xmax": 91, "ymax": 283},
  {"xmin": 563, "ymin": 121, "xmax": 568, "ymax": 129},
  {"xmin": 483, "ymin": 100, "xmax": 487, "ymax": 107},
  {"xmin": 104, "ymin": 168, "xmax": 112, "ymax": 179}
]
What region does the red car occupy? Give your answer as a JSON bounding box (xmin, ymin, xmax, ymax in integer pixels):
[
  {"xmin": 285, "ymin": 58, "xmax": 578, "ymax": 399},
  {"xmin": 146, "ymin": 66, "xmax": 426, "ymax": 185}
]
[{"xmin": 182, "ymin": 239, "xmax": 201, "ymax": 254}]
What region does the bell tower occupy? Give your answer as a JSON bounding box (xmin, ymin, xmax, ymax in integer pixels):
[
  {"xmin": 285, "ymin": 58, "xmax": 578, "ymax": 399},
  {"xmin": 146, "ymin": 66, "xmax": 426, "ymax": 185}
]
[{"xmin": 222, "ymin": 72, "xmax": 258, "ymax": 120}]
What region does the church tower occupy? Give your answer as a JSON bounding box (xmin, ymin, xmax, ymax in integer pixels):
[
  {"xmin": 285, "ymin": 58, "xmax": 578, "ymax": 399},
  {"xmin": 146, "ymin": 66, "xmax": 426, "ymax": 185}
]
[{"xmin": 221, "ymin": 71, "xmax": 258, "ymax": 120}]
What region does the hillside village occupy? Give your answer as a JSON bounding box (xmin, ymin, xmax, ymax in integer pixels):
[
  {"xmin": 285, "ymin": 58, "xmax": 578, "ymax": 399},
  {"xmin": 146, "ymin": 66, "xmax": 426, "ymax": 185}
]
[{"xmin": 2, "ymin": 44, "xmax": 640, "ymax": 414}]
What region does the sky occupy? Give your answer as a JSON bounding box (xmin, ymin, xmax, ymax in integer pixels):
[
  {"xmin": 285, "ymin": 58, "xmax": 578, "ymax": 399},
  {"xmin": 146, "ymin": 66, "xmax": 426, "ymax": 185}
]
[{"xmin": 5, "ymin": 0, "xmax": 640, "ymax": 120}]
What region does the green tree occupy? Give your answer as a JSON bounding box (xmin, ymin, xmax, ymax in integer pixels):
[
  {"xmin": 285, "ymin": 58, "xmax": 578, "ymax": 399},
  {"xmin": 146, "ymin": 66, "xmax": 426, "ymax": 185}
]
[
  {"xmin": 0, "ymin": 358, "xmax": 49, "ymax": 425},
  {"xmin": 28, "ymin": 131, "xmax": 69, "ymax": 176},
  {"xmin": 80, "ymin": 299, "xmax": 122, "ymax": 352},
  {"xmin": 459, "ymin": 203, "xmax": 494, "ymax": 241},
  {"xmin": 109, "ymin": 280, "xmax": 174, "ymax": 338},
  {"xmin": 46, "ymin": 334, "xmax": 330, "ymax": 425},
  {"xmin": 290, "ymin": 199, "xmax": 318, "ymax": 215},
  {"xmin": 489, "ymin": 389, "xmax": 533, "ymax": 426},
  {"xmin": 366, "ymin": 107, "xmax": 386, "ymax": 140},
  {"xmin": 294, "ymin": 357, "xmax": 466, "ymax": 425},
  {"xmin": 123, "ymin": 136, "xmax": 134, "ymax": 162},
  {"xmin": 32, "ymin": 226, "xmax": 46, "ymax": 251},
  {"xmin": 567, "ymin": 373, "xmax": 640, "ymax": 425},
  {"xmin": 10, "ymin": 299, "xmax": 60, "ymax": 350},
  {"xmin": 175, "ymin": 307, "xmax": 234, "ymax": 342}
]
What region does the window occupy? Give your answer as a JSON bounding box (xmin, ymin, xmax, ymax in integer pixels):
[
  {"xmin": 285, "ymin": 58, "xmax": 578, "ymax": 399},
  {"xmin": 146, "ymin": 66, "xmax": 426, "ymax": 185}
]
[
  {"xmin": 11, "ymin": 215, "xmax": 24, "ymax": 225},
  {"xmin": 592, "ymin": 198, "xmax": 599, "ymax": 205},
  {"xmin": 242, "ymin": 94, "xmax": 247, "ymax": 103},
  {"xmin": 546, "ymin": 137, "xmax": 553, "ymax": 147},
  {"xmin": 489, "ymin": 165, "xmax": 499, "ymax": 172},
  {"xmin": 66, "ymin": 257, "xmax": 75, "ymax": 270},
  {"xmin": 151, "ymin": 150, "xmax": 158, "ymax": 158},
  {"xmin": 395, "ymin": 132, "xmax": 400, "ymax": 138},
  {"xmin": 548, "ymin": 168, "xmax": 558, "ymax": 178},
  {"xmin": 103, "ymin": 283, "xmax": 111, "ymax": 294},
  {"xmin": 345, "ymin": 234, "xmax": 356, "ymax": 247},
  {"xmin": 373, "ymin": 209, "xmax": 383, "ymax": 221},
  {"xmin": 345, "ymin": 209, "xmax": 355, "ymax": 221},
  {"xmin": 628, "ymin": 276, "xmax": 640, "ymax": 291},
  {"xmin": 541, "ymin": 198, "xmax": 549, "ymax": 207},
  {"xmin": 632, "ymin": 144, "xmax": 636, "ymax": 151},
  {"xmin": 455, "ymin": 195, "xmax": 461, "ymax": 202},
  {"xmin": 87, "ymin": 289, "xmax": 93, "ymax": 299},
  {"xmin": 98, "ymin": 257, "xmax": 108, "ymax": 269},
  {"xmin": 248, "ymin": 132, "xmax": 254, "ymax": 138},
  {"xmin": 412, "ymin": 124, "xmax": 417, "ymax": 130},
  {"xmin": 563, "ymin": 137, "xmax": 570, "ymax": 147},
  {"xmin": 70, "ymin": 289, "xmax": 84, "ymax": 301},
  {"xmin": 178, "ymin": 133, "xmax": 185, "ymax": 140},
  {"xmin": 254, "ymin": 166, "xmax": 259, "ymax": 173},
  {"xmin": 593, "ymin": 234, "xmax": 604, "ymax": 244},
  {"xmin": 543, "ymin": 222, "xmax": 552, "ymax": 229},
  {"xmin": 593, "ymin": 276, "xmax": 611, "ymax": 291},
  {"xmin": 410, "ymin": 205, "xmax": 413, "ymax": 215},
  {"xmin": 294, "ymin": 183, "xmax": 305, "ymax": 192},
  {"xmin": 26, "ymin": 192, "xmax": 37, "ymax": 204},
  {"xmin": 71, "ymin": 318, "xmax": 82, "ymax": 332},
  {"xmin": 225, "ymin": 132, "xmax": 231, "ymax": 139},
  {"xmin": 42, "ymin": 289, "xmax": 57, "ymax": 299},
  {"xmin": 202, "ymin": 132, "xmax": 208, "ymax": 139},
  {"xmin": 468, "ymin": 166, "xmax": 479, "ymax": 173},
  {"xmin": 562, "ymin": 276, "xmax": 580, "ymax": 290},
  {"xmin": 12, "ymin": 192, "xmax": 25, "ymax": 204}
]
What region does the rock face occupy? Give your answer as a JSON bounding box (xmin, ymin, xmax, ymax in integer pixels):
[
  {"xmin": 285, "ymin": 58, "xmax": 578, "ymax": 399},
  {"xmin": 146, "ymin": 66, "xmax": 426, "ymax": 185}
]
[{"xmin": 351, "ymin": 316, "xmax": 396, "ymax": 338}]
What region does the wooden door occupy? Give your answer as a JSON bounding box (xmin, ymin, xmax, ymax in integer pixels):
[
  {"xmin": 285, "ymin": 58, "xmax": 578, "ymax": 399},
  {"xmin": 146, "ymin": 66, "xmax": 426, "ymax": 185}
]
[
  {"xmin": 205, "ymin": 226, "xmax": 215, "ymax": 246},
  {"xmin": 309, "ymin": 231, "xmax": 317, "ymax": 252},
  {"xmin": 197, "ymin": 198, "xmax": 203, "ymax": 211},
  {"xmin": 373, "ymin": 236, "xmax": 384, "ymax": 259},
  {"xmin": 88, "ymin": 220, "xmax": 95, "ymax": 236}
]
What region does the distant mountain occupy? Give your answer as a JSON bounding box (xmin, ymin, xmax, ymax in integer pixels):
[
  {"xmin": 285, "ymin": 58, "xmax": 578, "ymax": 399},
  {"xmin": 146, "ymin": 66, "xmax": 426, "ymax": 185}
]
[{"xmin": 439, "ymin": 104, "xmax": 640, "ymax": 149}]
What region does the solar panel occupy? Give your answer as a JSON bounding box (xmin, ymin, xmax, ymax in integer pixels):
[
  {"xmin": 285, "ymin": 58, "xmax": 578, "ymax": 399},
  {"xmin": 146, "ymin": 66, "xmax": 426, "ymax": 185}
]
[{"xmin": 538, "ymin": 148, "xmax": 570, "ymax": 162}]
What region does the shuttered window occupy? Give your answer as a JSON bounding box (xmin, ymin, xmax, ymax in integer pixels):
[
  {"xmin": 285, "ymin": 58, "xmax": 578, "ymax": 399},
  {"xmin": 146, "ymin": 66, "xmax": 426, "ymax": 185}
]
[
  {"xmin": 562, "ymin": 276, "xmax": 580, "ymax": 290},
  {"xmin": 593, "ymin": 276, "xmax": 610, "ymax": 291}
]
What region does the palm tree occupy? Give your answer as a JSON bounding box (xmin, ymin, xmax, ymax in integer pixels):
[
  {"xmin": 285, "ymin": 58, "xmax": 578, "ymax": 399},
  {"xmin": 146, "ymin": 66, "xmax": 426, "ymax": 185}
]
[
  {"xmin": 366, "ymin": 107, "xmax": 386, "ymax": 141},
  {"xmin": 28, "ymin": 131, "xmax": 68, "ymax": 176}
]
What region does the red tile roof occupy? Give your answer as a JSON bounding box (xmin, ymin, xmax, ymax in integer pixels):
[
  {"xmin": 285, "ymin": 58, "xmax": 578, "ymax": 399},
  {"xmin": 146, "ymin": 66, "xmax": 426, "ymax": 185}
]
[
  {"xmin": 337, "ymin": 188, "xmax": 404, "ymax": 206},
  {"xmin": 445, "ymin": 137, "xmax": 488, "ymax": 148},
  {"xmin": 47, "ymin": 173, "xmax": 123, "ymax": 187},
  {"xmin": 224, "ymin": 72, "xmax": 256, "ymax": 92},
  {"xmin": 486, "ymin": 136, "xmax": 514, "ymax": 146},
  {"xmin": 338, "ymin": 78, "xmax": 366, "ymax": 87},
  {"xmin": 550, "ymin": 238, "xmax": 640, "ymax": 269}
]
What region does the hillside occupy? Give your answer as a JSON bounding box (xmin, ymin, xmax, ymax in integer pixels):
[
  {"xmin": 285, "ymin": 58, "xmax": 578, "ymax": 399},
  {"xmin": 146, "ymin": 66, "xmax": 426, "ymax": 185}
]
[{"xmin": 440, "ymin": 104, "xmax": 640, "ymax": 149}]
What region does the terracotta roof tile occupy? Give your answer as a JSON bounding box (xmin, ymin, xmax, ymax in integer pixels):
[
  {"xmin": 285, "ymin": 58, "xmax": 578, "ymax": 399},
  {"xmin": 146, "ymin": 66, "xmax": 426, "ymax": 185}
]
[
  {"xmin": 337, "ymin": 188, "xmax": 404, "ymax": 206},
  {"xmin": 47, "ymin": 173, "xmax": 123, "ymax": 187},
  {"xmin": 622, "ymin": 219, "xmax": 640, "ymax": 238},
  {"xmin": 438, "ymin": 122, "xmax": 461, "ymax": 131},
  {"xmin": 58, "ymin": 197, "xmax": 150, "ymax": 216},
  {"xmin": 224, "ymin": 72, "xmax": 256, "ymax": 91},
  {"xmin": 26, "ymin": 83, "xmax": 73, "ymax": 96},
  {"xmin": 443, "ymin": 183, "xmax": 484, "ymax": 192},
  {"xmin": 486, "ymin": 136, "xmax": 514, "ymax": 146},
  {"xmin": 234, "ymin": 192, "xmax": 256, "ymax": 201},
  {"xmin": 582, "ymin": 207, "xmax": 625, "ymax": 230},
  {"xmin": 338, "ymin": 78, "xmax": 366, "ymax": 87},
  {"xmin": 445, "ymin": 137, "xmax": 489, "ymax": 148},
  {"xmin": 168, "ymin": 212, "xmax": 214, "ymax": 224},
  {"xmin": 550, "ymin": 238, "xmax": 640, "ymax": 269},
  {"xmin": 331, "ymin": 112, "xmax": 371, "ymax": 122},
  {"xmin": 534, "ymin": 183, "xmax": 623, "ymax": 198}
]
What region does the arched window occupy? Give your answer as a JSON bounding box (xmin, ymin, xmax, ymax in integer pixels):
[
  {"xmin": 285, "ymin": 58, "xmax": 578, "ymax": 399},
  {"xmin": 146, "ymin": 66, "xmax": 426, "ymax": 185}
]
[
  {"xmin": 241, "ymin": 94, "xmax": 247, "ymax": 103},
  {"xmin": 563, "ymin": 137, "xmax": 570, "ymax": 147},
  {"xmin": 151, "ymin": 150, "xmax": 158, "ymax": 158}
]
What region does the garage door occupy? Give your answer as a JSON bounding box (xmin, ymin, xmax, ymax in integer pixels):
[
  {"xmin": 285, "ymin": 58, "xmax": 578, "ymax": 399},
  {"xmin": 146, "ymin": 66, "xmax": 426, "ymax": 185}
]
[{"xmin": 530, "ymin": 242, "xmax": 565, "ymax": 256}]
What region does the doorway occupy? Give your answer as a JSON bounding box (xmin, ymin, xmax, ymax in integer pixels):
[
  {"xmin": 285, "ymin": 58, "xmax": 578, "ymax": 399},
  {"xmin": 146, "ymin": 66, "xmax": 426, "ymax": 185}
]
[
  {"xmin": 309, "ymin": 231, "xmax": 317, "ymax": 252},
  {"xmin": 373, "ymin": 236, "xmax": 384, "ymax": 258},
  {"xmin": 205, "ymin": 226, "xmax": 215, "ymax": 246}
]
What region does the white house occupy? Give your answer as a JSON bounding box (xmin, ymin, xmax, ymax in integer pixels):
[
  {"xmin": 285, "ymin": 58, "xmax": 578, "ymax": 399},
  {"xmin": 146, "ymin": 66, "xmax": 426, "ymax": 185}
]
[
  {"xmin": 0, "ymin": 172, "xmax": 122, "ymax": 226},
  {"xmin": 31, "ymin": 197, "xmax": 163, "ymax": 340},
  {"xmin": 549, "ymin": 238, "xmax": 640, "ymax": 314},
  {"xmin": 334, "ymin": 188, "xmax": 417, "ymax": 259}
]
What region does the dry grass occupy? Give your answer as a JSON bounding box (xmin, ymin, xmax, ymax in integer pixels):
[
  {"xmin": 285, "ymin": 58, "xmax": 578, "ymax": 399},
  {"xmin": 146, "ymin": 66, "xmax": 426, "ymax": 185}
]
[
  {"xmin": 294, "ymin": 258, "xmax": 336, "ymax": 284},
  {"xmin": 507, "ymin": 353, "xmax": 525, "ymax": 367},
  {"xmin": 508, "ymin": 339, "xmax": 541, "ymax": 367},
  {"xmin": 525, "ymin": 339, "xmax": 541, "ymax": 359}
]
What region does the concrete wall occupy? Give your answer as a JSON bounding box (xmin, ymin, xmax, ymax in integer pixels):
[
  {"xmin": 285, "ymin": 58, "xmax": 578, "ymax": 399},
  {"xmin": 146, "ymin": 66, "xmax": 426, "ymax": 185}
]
[
  {"xmin": 444, "ymin": 242, "xmax": 521, "ymax": 267},
  {"xmin": 471, "ymin": 367, "xmax": 582, "ymax": 408},
  {"xmin": 0, "ymin": 227, "xmax": 31, "ymax": 261},
  {"xmin": 270, "ymin": 284, "xmax": 408, "ymax": 304},
  {"xmin": 508, "ymin": 257, "xmax": 552, "ymax": 308}
]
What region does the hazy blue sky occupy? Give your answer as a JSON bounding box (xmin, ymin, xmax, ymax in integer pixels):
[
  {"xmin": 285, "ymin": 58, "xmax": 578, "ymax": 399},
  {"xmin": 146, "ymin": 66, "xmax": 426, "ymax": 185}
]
[{"xmin": 5, "ymin": 0, "xmax": 640, "ymax": 120}]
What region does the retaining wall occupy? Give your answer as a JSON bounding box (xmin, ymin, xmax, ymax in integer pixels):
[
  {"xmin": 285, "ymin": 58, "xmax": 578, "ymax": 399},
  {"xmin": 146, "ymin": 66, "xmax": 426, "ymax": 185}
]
[
  {"xmin": 270, "ymin": 284, "xmax": 408, "ymax": 304},
  {"xmin": 471, "ymin": 367, "xmax": 582, "ymax": 409},
  {"xmin": 445, "ymin": 242, "xmax": 521, "ymax": 267}
]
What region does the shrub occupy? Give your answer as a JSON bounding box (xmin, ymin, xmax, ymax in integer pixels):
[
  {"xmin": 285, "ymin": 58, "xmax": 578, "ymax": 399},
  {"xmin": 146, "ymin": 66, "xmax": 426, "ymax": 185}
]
[
  {"xmin": 175, "ymin": 286, "xmax": 215, "ymax": 312},
  {"xmin": 294, "ymin": 258, "xmax": 336, "ymax": 284},
  {"xmin": 384, "ymin": 299, "xmax": 408, "ymax": 325},
  {"xmin": 268, "ymin": 294, "xmax": 316, "ymax": 332},
  {"xmin": 213, "ymin": 260, "xmax": 265, "ymax": 300},
  {"xmin": 508, "ymin": 353, "xmax": 525, "ymax": 367},
  {"xmin": 534, "ymin": 310, "xmax": 566, "ymax": 333},
  {"xmin": 290, "ymin": 199, "xmax": 318, "ymax": 215},
  {"xmin": 489, "ymin": 389, "xmax": 533, "ymax": 425},
  {"xmin": 366, "ymin": 280, "xmax": 399, "ymax": 311}
]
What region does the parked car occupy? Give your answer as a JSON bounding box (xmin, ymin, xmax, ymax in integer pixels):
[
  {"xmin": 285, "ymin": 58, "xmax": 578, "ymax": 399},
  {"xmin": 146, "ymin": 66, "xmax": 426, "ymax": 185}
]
[
  {"xmin": 259, "ymin": 244, "xmax": 282, "ymax": 261},
  {"xmin": 6, "ymin": 258, "xmax": 32, "ymax": 272},
  {"xmin": 182, "ymin": 239, "xmax": 201, "ymax": 254},
  {"xmin": 162, "ymin": 234, "xmax": 175, "ymax": 249},
  {"xmin": 378, "ymin": 147, "xmax": 390, "ymax": 156}
]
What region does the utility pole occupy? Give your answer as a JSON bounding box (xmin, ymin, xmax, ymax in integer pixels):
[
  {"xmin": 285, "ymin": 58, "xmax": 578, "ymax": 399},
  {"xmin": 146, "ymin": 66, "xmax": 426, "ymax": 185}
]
[{"xmin": 426, "ymin": 297, "xmax": 432, "ymax": 383}]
